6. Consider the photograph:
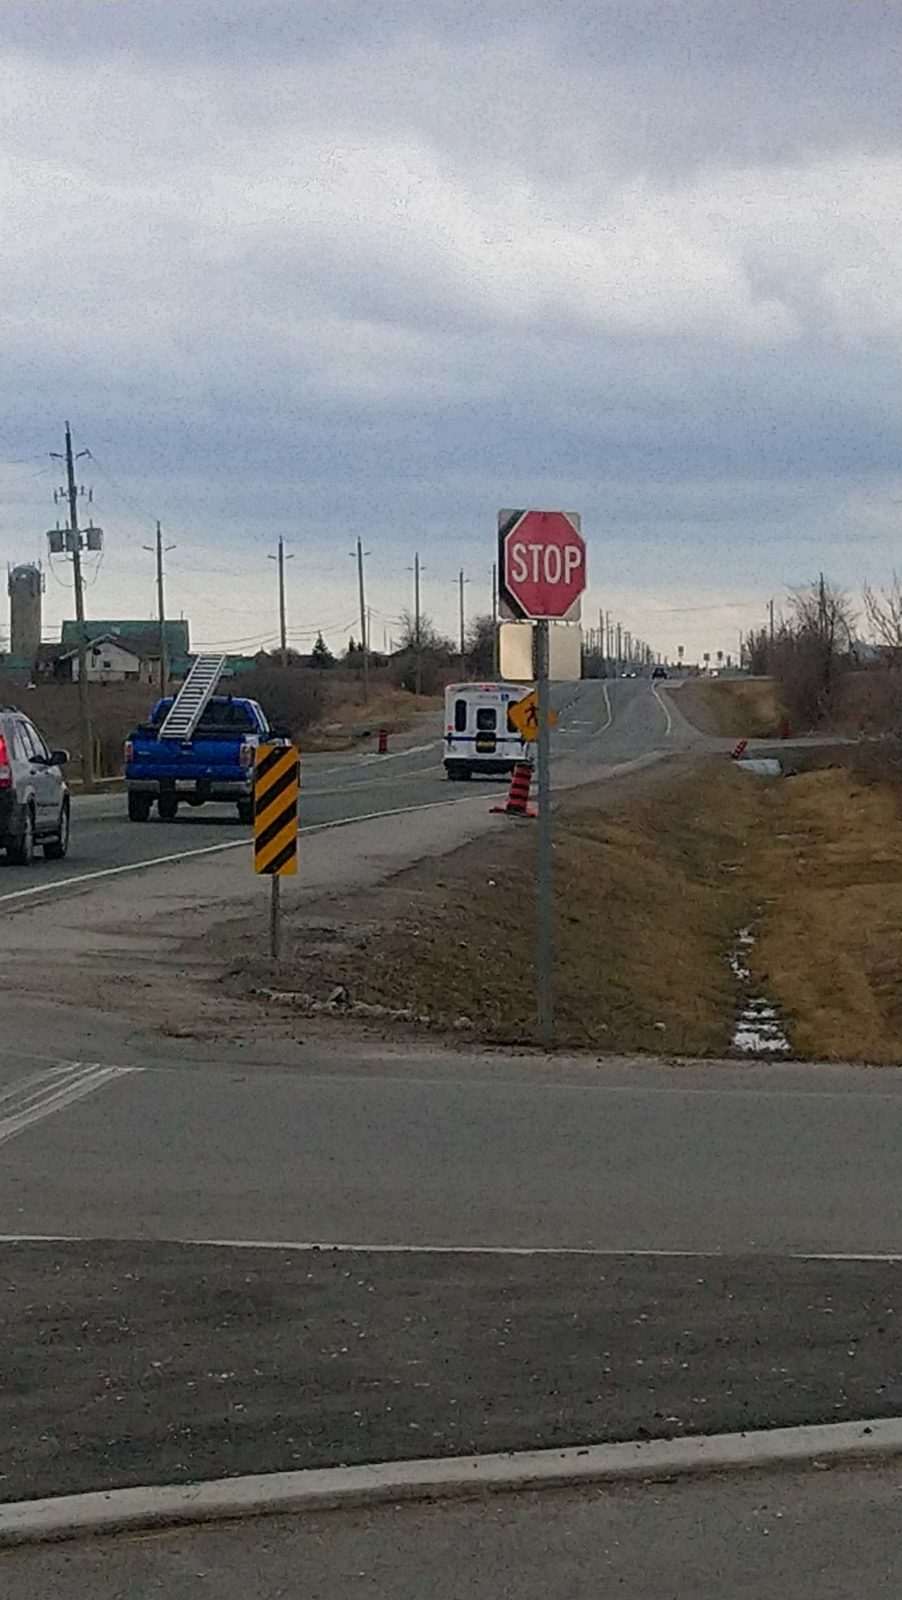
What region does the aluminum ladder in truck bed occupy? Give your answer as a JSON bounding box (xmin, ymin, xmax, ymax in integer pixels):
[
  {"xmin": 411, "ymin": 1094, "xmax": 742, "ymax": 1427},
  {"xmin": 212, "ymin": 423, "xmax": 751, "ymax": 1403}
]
[{"xmin": 157, "ymin": 653, "xmax": 227, "ymax": 740}]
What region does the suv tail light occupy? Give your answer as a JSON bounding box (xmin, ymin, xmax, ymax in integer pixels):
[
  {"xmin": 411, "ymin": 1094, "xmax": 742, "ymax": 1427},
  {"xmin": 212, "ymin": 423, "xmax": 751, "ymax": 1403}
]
[
  {"xmin": 0, "ymin": 735, "xmax": 11, "ymax": 789},
  {"xmin": 124, "ymin": 739, "xmax": 134, "ymax": 765}
]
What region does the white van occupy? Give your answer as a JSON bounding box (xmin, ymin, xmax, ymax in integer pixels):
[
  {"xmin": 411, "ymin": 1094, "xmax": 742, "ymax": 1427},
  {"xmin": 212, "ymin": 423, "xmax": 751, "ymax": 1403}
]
[{"xmin": 443, "ymin": 681, "xmax": 531, "ymax": 780}]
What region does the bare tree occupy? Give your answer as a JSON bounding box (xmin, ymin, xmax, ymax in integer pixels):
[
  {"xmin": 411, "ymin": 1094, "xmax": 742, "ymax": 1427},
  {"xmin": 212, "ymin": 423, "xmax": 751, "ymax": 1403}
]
[
  {"xmin": 743, "ymin": 626, "xmax": 770, "ymax": 675},
  {"xmin": 864, "ymin": 575, "xmax": 902, "ymax": 663},
  {"xmin": 396, "ymin": 609, "xmax": 453, "ymax": 657},
  {"xmin": 391, "ymin": 610, "xmax": 454, "ymax": 695},
  {"xmin": 769, "ymin": 575, "xmax": 855, "ymax": 728},
  {"xmin": 464, "ymin": 614, "xmax": 496, "ymax": 678}
]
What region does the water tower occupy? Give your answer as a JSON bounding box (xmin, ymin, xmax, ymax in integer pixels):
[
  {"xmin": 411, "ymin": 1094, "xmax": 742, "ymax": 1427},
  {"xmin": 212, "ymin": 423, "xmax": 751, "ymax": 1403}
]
[{"xmin": 7, "ymin": 563, "xmax": 44, "ymax": 668}]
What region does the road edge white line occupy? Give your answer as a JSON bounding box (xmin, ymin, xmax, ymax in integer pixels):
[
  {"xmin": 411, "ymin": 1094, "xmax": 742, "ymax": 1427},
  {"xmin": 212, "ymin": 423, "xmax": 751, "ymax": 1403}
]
[
  {"xmin": 3, "ymin": 1234, "xmax": 902, "ymax": 1263},
  {"xmin": 1, "ymin": 1416, "xmax": 898, "ymax": 1548},
  {"xmin": 650, "ymin": 681, "xmax": 673, "ymax": 736},
  {"xmin": 600, "ymin": 681, "xmax": 613, "ymax": 731},
  {"xmin": 0, "ymin": 795, "xmax": 487, "ymax": 910}
]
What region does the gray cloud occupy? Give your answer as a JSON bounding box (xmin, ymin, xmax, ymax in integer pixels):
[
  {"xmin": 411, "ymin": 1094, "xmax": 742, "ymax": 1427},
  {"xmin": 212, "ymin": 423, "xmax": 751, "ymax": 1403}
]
[{"xmin": 2, "ymin": 2, "xmax": 902, "ymax": 657}]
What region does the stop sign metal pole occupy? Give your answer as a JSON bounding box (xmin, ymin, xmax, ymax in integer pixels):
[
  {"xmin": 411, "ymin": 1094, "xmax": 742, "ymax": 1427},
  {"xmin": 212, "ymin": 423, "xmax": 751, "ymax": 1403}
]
[
  {"xmin": 535, "ymin": 617, "xmax": 553, "ymax": 1045},
  {"xmin": 499, "ymin": 509, "xmax": 585, "ymax": 1049}
]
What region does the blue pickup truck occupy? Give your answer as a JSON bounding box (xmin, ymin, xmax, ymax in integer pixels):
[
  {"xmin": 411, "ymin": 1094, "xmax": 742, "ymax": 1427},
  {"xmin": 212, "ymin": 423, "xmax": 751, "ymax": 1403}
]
[{"xmin": 124, "ymin": 694, "xmax": 274, "ymax": 823}]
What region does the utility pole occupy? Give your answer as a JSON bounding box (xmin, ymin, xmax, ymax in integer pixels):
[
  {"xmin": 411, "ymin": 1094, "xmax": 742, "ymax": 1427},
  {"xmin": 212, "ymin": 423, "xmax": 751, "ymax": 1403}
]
[
  {"xmin": 59, "ymin": 422, "xmax": 95, "ymax": 791},
  {"xmin": 155, "ymin": 522, "xmax": 167, "ymax": 694},
  {"xmin": 356, "ymin": 536, "xmax": 369, "ymax": 703},
  {"xmin": 268, "ymin": 538, "xmax": 293, "ymax": 667},
  {"xmin": 144, "ymin": 521, "xmax": 175, "ymax": 697},
  {"xmin": 278, "ymin": 537, "xmax": 288, "ymax": 667},
  {"xmin": 414, "ymin": 551, "xmax": 422, "ymax": 695},
  {"xmin": 491, "ymin": 561, "xmax": 499, "ymax": 676},
  {"xmin": 458, "ymin": 568, "xmax": 466, "ymax": 663},
  {"xmin": 768, "ymin": 597, "xmax": 775, "ymax": 644}
]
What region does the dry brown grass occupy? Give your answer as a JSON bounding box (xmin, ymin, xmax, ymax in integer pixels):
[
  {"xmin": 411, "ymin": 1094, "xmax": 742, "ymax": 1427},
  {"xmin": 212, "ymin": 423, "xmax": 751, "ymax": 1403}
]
[
  {"xmin": 0, "ymin": 672, "xmax": 439, "ymax": 774},
  {"xmin": 251, "ymin": 759, "xmax": 763, "ymax": 1053},
  {"xmin": 743, "ymin": 766, "xmax": 902, "ymax": 1062},
  {"xmin": 221, "ymin": 742, "xmax": 902, "ymax": 1063},
  {"xmin": 302, "ymin": 684, "xmax": 442, "ymax": 751},
  {"xmin": 679, "ymin": 678, "xmax": 783, "ymax": 738},
  {"xmin": 0, "ymin": 678, "xmax": 153, "ymax": 781}
]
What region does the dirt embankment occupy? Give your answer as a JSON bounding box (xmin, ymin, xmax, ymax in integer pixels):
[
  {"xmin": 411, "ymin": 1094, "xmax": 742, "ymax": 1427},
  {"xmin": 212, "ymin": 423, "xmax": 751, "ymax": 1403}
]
[
  {"xmin": 220, "ymin": 748, "xmax": 902, "ymax": 1064},
  {"xmin": 675, "ymin": 678, "xmax": 783, "ymax": 738},
  {"xmin": 223, "ymin": 759, "xmax": 758, "ymax": 1056}
]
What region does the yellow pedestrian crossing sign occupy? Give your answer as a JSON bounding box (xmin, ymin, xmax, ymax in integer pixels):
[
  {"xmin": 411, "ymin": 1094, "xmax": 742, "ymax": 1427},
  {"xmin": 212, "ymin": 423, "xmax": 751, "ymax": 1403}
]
[{"xmin": 508, "ymin": 689, "xmax": 559, "ymax": 743}]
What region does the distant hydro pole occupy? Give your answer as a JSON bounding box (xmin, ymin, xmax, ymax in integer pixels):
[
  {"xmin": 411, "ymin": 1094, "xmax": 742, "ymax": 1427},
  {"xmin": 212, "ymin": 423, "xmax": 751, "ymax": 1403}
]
[{"xmin": 48, "ymin": 422, "xmax": 103, "ymax": 790}]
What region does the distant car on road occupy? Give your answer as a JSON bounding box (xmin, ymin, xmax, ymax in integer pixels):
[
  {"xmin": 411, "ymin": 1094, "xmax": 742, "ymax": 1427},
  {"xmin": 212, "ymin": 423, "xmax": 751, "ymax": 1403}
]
[
  {"xmin": 652, "ymin": 666, "xmax": 668, "ymax": 679},
  {"xmin": 0, "ymin": 707, "xmax": 70, "ymax": 865}
]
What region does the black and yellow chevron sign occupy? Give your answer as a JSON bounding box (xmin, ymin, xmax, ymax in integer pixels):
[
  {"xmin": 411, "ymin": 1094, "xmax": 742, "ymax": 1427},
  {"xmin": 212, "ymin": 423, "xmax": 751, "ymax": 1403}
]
[{"xmin": 253, "ymin": 743, "xmax": 299, "ymax": 876}]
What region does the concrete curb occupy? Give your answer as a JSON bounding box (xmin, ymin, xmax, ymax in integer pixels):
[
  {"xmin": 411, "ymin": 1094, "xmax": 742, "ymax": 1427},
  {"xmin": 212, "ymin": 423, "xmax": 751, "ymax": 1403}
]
[{"xmin": 1, "ymin": 1417, "xmax": 900, "ymax": 1548}]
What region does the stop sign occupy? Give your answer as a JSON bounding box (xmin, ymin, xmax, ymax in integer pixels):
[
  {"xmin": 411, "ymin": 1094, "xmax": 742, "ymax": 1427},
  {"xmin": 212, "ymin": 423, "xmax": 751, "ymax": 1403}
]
[{"xmin": 500, "ymin": 509, "xmax": 586, "ymax": 620}]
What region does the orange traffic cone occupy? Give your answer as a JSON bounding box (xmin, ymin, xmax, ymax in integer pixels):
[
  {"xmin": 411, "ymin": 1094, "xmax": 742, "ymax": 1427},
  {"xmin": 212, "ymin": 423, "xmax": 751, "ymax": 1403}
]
[
  {"xmin": 730, "ymin": 738, "xmax": 748, "ymax": 760},
  {"xmin": 491, "ymin": 761, "xmax": 537, "ymax": 818}
]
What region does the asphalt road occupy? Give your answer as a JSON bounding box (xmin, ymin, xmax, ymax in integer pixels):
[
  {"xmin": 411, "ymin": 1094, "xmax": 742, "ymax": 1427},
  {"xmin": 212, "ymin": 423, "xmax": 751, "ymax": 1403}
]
[
  {"xmin": 1, "ymin": 1239, "xmax": 900, "ymax": 1502},
  {"xmin": 2, "ymin": 1044, "xmax": 902, "ymax": 1499},
  {"xmin": 0, "ymin": 677, "xmax": 681, "ymax": 906},
  {"xmin": 6, "ymin": 1464, "xmax": 902, "ymax": 1599},
  {"xmin": 1, "ymin": 1049, "xmax": 901, "ymax": 1254}
]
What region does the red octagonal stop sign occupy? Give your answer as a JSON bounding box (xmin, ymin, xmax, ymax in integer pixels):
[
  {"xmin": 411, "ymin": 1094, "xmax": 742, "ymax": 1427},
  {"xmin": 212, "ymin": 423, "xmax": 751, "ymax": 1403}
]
[{"xmin": 500, "ymin": 509, "xmax": 586, "ymax": 620}]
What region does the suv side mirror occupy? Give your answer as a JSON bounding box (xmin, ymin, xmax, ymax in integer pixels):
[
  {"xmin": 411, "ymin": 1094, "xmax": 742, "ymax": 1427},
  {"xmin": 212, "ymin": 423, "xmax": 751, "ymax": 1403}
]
[{"xmin": 50, "ymin": 749, "xmax": 70, "ymax": 766}]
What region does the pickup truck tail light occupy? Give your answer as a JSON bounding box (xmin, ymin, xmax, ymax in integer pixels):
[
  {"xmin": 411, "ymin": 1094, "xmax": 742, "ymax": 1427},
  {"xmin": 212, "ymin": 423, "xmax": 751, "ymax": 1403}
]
[
  {"xmin": 0, "ymin": 735, "xmax": 11, "ymax": 789},
  {"xmin": 123, "ymin": 739, "xmax": 134, "ymax": 765},
  {"xmin": 239, "ymin": 739, "xmax": 254, "ymax": 770}
]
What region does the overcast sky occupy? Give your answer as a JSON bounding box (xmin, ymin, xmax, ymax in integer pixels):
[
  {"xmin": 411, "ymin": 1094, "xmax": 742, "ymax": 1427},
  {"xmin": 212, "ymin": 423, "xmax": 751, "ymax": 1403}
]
[{"xmin": 2, "ymin": 0, "xmax": 902, "ymax": 659}]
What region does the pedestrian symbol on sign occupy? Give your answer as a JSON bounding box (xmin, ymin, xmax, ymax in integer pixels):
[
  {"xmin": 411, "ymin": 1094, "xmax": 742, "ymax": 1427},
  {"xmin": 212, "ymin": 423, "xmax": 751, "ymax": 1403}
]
[{"xmin": 508, "ymin": 689, "xmax": 558, "ymax": 743}]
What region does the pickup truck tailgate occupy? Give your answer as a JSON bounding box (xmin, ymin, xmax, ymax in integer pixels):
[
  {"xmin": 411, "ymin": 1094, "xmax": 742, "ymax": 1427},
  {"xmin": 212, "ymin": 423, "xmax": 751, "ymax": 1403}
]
[{"xmin": 128, "ymin": 733, "xmax": 251, "ymax": 781}]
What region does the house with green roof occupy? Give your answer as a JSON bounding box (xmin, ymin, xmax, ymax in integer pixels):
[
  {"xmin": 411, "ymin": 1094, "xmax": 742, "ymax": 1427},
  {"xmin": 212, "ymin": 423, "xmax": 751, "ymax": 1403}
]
[{"xmin": 60, "ymin": 620, "xmax": 190, "ymax": 656}]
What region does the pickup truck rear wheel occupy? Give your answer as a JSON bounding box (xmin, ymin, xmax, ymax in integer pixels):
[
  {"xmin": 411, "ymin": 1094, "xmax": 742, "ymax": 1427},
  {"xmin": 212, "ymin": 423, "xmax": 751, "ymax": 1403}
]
[
  {"xmin": 128, "ymin": 792, "xmax": 152, "ymax": 822},
  {"xmin": 157, "ymin": 794, "xmax": 179, "ymax": 822},
  {"xmin": 237, "ymin": 799, "xmax": 254, "ymax": 825}
]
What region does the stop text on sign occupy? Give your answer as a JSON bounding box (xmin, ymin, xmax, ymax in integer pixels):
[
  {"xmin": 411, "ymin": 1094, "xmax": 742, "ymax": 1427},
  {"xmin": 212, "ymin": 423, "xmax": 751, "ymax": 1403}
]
[{"xmin": 508, "ymin": 541, "xmax": 583, "ymax": 587}]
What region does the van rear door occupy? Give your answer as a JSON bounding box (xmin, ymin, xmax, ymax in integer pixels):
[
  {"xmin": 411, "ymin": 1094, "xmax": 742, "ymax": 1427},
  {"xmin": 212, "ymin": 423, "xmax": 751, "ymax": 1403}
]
[{"xmin": 474, "ymin": 704, "xmax": 498, "ymax": 753}]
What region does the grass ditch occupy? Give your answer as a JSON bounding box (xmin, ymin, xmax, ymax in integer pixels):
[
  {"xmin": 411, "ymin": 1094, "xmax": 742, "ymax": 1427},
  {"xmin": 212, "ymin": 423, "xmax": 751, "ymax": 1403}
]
[
  {"xmin": 238, "ymin": 759, "xmax": 763, "ymax": 1055},
  {"xmin": 234, "ymin": 747, "xmax": 902, "ymax": 1064},
  {"xmin": 741, "ymin": 754, "xmax": 902, "ymax": 1063}
]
